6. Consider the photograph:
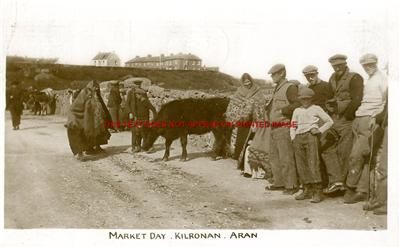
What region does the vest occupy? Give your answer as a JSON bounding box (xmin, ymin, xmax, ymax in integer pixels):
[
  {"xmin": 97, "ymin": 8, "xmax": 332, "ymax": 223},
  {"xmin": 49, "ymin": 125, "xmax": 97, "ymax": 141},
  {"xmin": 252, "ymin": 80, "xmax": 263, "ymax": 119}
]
[
  {"xmin": 268, "ymin": 80, "xmax": 295, "ymax": 122},
  {"xmin": 329, "ymin": 69, "xmax": 356, "ymax": 115}
]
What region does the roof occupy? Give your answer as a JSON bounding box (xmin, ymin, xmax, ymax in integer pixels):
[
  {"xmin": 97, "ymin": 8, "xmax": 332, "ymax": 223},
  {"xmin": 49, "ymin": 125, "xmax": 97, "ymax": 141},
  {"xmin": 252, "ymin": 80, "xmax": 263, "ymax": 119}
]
[
  {"xmin": 126, "ymin": 53, "xmax": 201, "ymax": 63},
  {"xmin": 92, "ymin": 52, "xmax": 116, "ymax": 60}
]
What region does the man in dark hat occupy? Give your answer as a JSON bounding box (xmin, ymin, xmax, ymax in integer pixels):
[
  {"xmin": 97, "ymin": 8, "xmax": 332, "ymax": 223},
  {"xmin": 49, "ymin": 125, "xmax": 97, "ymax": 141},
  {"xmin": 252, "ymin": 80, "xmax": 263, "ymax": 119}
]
[
  {"xmin": 265, "ymin": 64, "xmax": 300, "ymax": 195},
  {"xmin": 6, "ymin": 81, "xmax": 24, "ymax": 130},
  {"xmin": 126, "ymin": 80, "xmax": 157, "ymax": 152},
  {"xmin": 321, "ymin": 54, "xmax": 364, "ymax": 200}
]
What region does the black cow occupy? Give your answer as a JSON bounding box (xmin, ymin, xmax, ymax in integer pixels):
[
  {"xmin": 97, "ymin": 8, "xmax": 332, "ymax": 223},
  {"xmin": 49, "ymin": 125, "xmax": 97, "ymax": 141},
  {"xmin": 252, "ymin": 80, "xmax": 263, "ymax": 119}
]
[{"xmin": 142, "ymin": 97, "xmax": 231, "ymax": 161}]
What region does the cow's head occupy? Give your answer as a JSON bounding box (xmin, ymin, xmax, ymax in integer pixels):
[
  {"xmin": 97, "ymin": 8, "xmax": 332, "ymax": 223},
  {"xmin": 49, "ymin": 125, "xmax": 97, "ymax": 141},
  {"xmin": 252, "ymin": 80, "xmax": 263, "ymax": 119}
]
[{"xmin": 142, "ymin": 127, "xmax": 160, "ymax": 151}]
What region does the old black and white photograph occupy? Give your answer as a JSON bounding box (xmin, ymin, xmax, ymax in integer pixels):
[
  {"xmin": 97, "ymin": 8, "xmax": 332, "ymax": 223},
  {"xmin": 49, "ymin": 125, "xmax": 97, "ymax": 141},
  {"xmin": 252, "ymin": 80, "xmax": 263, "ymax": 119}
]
[{"xmin": 1, "ymin": 0, "xmax": 399, "ymax": 247}]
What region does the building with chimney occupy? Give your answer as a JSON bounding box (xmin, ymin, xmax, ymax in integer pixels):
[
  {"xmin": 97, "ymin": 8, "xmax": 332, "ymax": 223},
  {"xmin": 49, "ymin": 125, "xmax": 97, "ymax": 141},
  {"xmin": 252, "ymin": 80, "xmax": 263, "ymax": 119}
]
[
  {"xmin": 92, "ymin": 52, "xmax": 121, "ymax": 67},
  {"xmin": 125, "ymin": 53, "xmax": 202, "ymax": 70}
]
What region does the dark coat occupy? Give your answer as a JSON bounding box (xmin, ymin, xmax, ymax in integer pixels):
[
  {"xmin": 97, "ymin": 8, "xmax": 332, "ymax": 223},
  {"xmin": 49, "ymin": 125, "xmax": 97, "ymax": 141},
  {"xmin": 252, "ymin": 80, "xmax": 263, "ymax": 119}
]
[
  {"xmin": 6, "ymin": 86, "xmax": 24, "ymax": 115},
  {"xmin": 107, "ymin": 87, "xmax": 122, "ymax": 108},
  {"xmin": 126, "ymin": 88, "xmax": 156, "ymax": 121}
]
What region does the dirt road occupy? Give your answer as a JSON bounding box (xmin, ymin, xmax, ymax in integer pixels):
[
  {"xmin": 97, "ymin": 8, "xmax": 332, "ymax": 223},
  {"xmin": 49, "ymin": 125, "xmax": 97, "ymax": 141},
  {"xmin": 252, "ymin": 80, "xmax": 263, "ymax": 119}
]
[{"xmin": 4, "ymin": 113, "xmax": 386, "ymax": 229}]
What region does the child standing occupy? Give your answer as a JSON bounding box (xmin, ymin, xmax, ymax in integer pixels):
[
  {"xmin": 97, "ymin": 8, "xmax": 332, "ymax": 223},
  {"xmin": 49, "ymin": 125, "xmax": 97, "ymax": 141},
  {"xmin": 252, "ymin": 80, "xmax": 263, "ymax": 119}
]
[{"xmin": 290, "ymin": 87, "xmax": 334, "ymax": 203}]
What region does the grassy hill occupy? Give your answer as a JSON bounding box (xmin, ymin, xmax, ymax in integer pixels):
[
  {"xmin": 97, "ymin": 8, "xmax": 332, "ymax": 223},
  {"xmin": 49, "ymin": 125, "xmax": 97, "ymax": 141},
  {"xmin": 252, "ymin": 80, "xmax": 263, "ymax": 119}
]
[{"xmin": 6, "ymin": 61, "xmax": 242, "ymax": 92}]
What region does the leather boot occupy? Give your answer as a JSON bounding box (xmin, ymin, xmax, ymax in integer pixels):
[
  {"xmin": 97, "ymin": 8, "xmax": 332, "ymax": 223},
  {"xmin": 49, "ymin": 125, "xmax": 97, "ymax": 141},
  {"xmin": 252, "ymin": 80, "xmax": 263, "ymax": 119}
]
[
  {"xmin": 311, "ymin": 188, "xmax": 323, "ymax": 203},
  {"xmin": 295, "ymin": 185, "xmax": 312, "ymax": 200}
]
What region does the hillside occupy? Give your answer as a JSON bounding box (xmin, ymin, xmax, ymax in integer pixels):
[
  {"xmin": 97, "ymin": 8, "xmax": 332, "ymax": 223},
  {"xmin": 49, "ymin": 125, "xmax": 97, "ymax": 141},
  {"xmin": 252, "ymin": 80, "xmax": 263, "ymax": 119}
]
[{"xmin": 6, "ymin": 61, "xmax": 242, "ymax": 92}]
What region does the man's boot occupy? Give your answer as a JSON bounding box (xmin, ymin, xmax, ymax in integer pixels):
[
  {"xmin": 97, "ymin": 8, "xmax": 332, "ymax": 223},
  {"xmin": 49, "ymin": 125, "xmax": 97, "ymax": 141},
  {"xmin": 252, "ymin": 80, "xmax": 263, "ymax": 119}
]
[
  {"xmin": 134, "ymin": 136, "xmax": 142, "ymax": 152},
  {"xmin": 295, "ymin": 185, "xmax": 312, "ymax": 200},
  {"xmin": 311, "ymin": 185, "xmax": 323, "ymax": 203},
  {"xmin": 344, "ymin": 188, "xmax": 367, "ymax": 204},
  {"xmin": 373, "ymin": 205, "xmax": 387, "ymax": 215}
]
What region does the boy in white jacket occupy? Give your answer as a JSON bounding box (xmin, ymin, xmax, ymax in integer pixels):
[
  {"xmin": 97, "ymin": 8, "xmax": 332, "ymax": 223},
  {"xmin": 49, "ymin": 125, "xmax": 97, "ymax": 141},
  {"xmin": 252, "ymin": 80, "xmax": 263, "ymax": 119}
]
[{"xmin": 290, "ymin": 87, "xmax": 334, "ymax": 203}]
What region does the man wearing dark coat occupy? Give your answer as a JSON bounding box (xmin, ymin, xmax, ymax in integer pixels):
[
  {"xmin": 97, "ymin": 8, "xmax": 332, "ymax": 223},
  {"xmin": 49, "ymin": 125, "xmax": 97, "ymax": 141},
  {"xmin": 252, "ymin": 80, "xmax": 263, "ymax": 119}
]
[
  {"xmin": 6, "ymin": 81, "xmax": 24, "ymax": 130},
  {"xmin": 321, "ymin": 54, "xmax": 364, "ymax": 199},
  {"xmin": 126, "ymin": 80, "xmax": 156, "ymax": 152}
]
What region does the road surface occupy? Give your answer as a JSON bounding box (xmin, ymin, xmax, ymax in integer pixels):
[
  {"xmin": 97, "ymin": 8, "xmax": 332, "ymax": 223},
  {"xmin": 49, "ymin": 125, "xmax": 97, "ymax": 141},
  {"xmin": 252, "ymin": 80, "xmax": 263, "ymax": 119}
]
[{"xmin": 4, "ymin": 112, "xmax": 386, "ymax": 229}]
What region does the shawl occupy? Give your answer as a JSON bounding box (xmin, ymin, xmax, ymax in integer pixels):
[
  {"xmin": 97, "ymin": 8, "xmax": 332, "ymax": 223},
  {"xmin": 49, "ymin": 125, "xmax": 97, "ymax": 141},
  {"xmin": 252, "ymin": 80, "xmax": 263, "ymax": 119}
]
[
  {"xmin": 226, "ymin": 84, "xmax": 263, "ymax": 123},
  {"xmin": 66, "ymin": 81, "xmax": 111, "ymax": 143}
]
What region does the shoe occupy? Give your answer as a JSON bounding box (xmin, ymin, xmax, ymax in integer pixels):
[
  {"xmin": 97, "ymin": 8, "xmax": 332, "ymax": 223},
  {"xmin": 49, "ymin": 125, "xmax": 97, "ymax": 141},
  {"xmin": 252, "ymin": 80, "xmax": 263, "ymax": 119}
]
[
  {"xmin": 343, "ymin": 188, "xmax": 356, "ymax": 202},
  {"xmin": 373, "ymin": 205, "xmax": 387, "ymax": 215},
  {"xmin": 13, "ymin": 126, "xmax": 17, "ymax": 130},
  {"xmin": 75, "ymin": 153, "xmax": 84, "ymax": 161},
  {"xmin": 265, "ymin": 185, "xmax": 284, "ymax": 191},
  {"xmin": 16, "ymin": 126, "xmax": 20, "ymax": 130},
  {"xmin": 344, "ymin": 191, "xmax": 367, "ymax": 204},
  {"xmin": 323, "ymin": 182, "xmax": 344, "ymax": 194},
  {"xmin": 95, "ymin": 146, "xmax": 106, "ymax": 153},
  {"xmin": 295, "ymin": 189, "xmax": 312, "ymax": 200},
  {"xmin": 283, "ymin": 188, "xmax": 299, "ymax": 195},
  {"xmin": 85, "ymin": 149, "xmax": 96, "ymax": 155},
  {"xmin": 363, "ymin": 201, "xmax": 382, "ymax": 211},
  {"xmin": 243, "ymin": 173, "xmax": 252, "ymax": 178},
  {"xmin": 134, "ymin": 147, "xmax": 142, "ymax": 153},
  {"xmin": 311, "ymin": 189, "xmax": 323, "ymax": 203}
]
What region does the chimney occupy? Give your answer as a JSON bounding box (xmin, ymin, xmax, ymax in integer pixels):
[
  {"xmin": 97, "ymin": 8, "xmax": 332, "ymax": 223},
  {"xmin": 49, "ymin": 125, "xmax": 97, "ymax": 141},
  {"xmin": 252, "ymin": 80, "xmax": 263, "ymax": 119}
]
[
  {"xmin": 147, "ymin": 54, "xmax": 152, "ymax": 58},
  {"xmin": 135, "ymin": 56, "xmax": 139, "ymax": 58},
  {"xmin": 170, "ymin": 53, "xmax": 173, "ymax": 56},
  {"xmin": 161, "ymin": 54, "xmax": 165, "ymax": 57}
]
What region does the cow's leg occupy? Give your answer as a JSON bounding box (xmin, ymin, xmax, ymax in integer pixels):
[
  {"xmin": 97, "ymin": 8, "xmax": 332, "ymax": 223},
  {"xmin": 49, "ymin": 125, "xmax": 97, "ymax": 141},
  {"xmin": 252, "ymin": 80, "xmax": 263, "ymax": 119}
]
[
  {"xmin": 180, "ymin": 134, "xmax": 188, "ymax": 161},
  {"xmin": 162, "ymin": 138, "xmax": 173, "ymax": 161}
]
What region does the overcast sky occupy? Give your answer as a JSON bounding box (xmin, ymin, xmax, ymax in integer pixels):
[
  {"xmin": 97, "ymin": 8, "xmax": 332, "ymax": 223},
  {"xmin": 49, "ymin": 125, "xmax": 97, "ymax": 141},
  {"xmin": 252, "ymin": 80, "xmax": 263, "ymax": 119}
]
[{"xmin": 2, "ymin": 0, "xmax": 398, "ymax": 81}]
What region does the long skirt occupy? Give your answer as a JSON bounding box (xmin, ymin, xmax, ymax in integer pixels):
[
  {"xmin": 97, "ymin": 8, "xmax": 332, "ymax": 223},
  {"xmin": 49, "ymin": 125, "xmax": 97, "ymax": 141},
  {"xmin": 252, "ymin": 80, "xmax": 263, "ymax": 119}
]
[{"xmin": 67, "ymin": 128, "xmax": 88, "ymax": 155}]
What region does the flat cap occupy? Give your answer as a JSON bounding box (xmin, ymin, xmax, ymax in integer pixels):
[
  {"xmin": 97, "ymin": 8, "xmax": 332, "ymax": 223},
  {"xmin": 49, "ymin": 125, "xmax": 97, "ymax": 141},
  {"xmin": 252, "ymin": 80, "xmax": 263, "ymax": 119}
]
[
  {"xmin": 328, "ymin": 54, "xmax": 347, "ymax": 65},
  {"xmin": 359, "ymin": 53, "xmax": 378, "ymax": 65},
  {"xmin": 302, "ymin": 65, "xmax": 318, "ymax": 75},
  {"xmin": 297, "ymin": 86, "xmax": 315, "ymax": 99},
  {"xmin": 268, "ymin": 64, "xmax": 285, "ymax": 74}
]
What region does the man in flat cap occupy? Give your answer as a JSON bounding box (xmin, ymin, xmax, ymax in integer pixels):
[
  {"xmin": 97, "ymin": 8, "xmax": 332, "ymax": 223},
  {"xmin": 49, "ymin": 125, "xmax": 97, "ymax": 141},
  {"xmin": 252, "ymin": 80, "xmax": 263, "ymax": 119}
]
[
  {"xmin": 265, "ymin": 64, "xmax": 300, "ymax": 194},
  {"xmin": 302, "ymin": 65, "xmax": 333, "ymax": 112},
  {"xmin": 321, "ymin": 54, "xmax": 364, "ymax": 196},
  {"xmin": 107, "ymin": 81, "xmax": 122, "ymax": 132},
  {"xmin": 345, "ymin": 54, "xmax": 388, "ymax": 204},
  {"xmin": 126, "ymin": 80, "xmax": 156, "ymax": 152}
]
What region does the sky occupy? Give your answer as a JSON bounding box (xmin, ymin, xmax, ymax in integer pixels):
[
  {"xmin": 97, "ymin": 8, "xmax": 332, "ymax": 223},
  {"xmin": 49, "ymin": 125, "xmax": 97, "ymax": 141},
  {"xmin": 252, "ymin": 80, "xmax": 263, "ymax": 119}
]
[{"xmin": 2, "ymin": 0, "xmax": 399, "ymax": 82}]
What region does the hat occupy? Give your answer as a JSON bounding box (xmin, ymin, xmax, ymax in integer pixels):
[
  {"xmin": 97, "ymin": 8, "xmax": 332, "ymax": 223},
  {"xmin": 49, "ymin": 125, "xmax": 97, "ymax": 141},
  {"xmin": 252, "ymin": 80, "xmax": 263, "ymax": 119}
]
[
  {"xmin": 297, "ymin": 87, "xmax": 315, "ymax": 99},
  {"xmin": 133, "ymin": 80, "xmax": 142, "ymax": 85},
  {"xmin": 359, "ymin": 53, "xmax": 378, "ymax": 65},
  {"xmin": 268, "ymin": 64, "xmax": 285, "ymax": 74},
  {"xmin": 328, "ymin": 54, "xmax": 348, "ymax": 65},
  {"xmin": 302, "ymin": 65, "xmax": 318, "ymax": 75}
]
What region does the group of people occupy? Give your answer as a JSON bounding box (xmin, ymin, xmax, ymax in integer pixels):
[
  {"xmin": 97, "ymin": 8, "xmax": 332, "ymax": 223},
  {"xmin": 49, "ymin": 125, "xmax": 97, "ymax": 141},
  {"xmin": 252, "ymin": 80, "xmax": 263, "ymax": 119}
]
[
  {"xmin": 6, "ymin": 53, "xmax": 388, "ymax": 216},
  {"xmin": 65, "ymin": 79, "xmax": 156, "ymax": 160},
  {"xmin": 233, "ymin": 53, "xmax": 388, "ymax": 215}
]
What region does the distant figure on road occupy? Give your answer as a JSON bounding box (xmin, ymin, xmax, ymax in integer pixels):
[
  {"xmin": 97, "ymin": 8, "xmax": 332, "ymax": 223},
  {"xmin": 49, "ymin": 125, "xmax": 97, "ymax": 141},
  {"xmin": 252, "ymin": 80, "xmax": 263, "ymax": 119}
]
[
  {"xmin": 6, "ymin": 81, "xmax": 24, "ymax": 130},
  {"xmin": 65, "ymin": 80, "xmax": 112, "ymax": 160}
]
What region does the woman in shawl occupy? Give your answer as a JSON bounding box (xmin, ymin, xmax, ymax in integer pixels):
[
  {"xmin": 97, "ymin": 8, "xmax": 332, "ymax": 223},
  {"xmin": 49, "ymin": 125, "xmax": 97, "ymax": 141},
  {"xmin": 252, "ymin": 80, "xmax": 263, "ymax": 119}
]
[
  {"xmin": 65, "ymin": 80, "xmax": 112, "ymax": 160},
  {"xmin": 225, "ymin": 73, "xmax": 262, "ymax": 162}
]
